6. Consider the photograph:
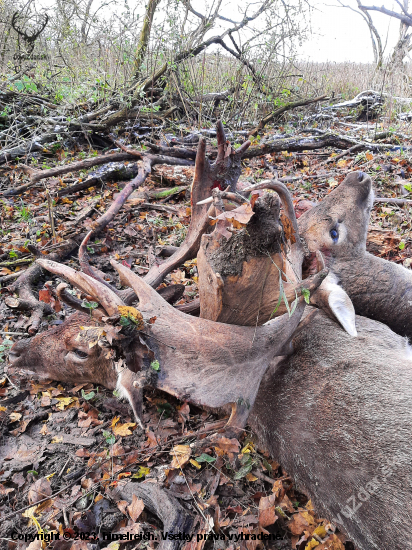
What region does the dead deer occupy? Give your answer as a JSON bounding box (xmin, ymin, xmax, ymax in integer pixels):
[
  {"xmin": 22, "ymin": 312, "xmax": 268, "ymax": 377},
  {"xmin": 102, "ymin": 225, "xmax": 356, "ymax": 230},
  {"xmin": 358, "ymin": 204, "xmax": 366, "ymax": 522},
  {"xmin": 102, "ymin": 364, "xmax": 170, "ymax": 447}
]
[
  {"xmin": 250, "ymin": 306, "xmax": 412, "ymax": 550},
  {"xmin": 296, "ymin": 170, "xmax": 412, "ymax": 340},
  {"xmin": 8, "ymin": 258, "xmax": 325, "ymax": 430},
  {"xmin": 7, "ymin": 122, "xmax": 330, "ymax": 430}
]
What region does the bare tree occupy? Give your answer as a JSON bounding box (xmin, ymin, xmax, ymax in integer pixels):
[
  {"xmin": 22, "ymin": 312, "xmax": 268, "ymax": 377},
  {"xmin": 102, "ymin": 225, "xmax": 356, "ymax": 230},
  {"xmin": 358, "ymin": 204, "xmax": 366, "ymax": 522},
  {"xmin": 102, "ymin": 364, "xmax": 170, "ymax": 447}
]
[{"xmin": 356, "ymin": 0, "xmax": 412, "ymax": 67}]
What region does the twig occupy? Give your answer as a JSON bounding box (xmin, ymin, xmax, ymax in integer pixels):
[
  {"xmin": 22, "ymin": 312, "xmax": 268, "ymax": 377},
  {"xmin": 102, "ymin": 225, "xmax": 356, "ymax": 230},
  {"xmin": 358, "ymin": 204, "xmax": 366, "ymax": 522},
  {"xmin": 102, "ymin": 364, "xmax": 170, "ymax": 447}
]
[
  {"xmin": 321, "ymin": 143, "xmax": 363, "ymax": 165},
  {"xmin": 46, "ymin": 190, "xmax": 56, "ymax": 243},
  {"xmin": 0, "ymin": 330, "xmax": 29, "ymax": 335},
  {"xmin": 375, "ymin": 197, "xmax": 412, "ymax": 205}
]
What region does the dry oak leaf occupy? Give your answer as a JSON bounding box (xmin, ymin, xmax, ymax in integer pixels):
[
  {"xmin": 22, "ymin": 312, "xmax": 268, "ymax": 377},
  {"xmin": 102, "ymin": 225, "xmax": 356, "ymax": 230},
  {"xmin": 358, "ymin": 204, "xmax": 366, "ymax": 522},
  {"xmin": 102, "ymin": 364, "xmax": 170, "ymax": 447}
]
[
  {"xmin": 117, "ymin": 499, "xmax": 129, "ymax": 515},
  {"xmin": 287, "ymin": 510, "xmax": 317, "ymax": 536},
  {"xmin": 170, "ymin": 444, "xmax": 191, "ymax": 469},
  {"xmin": 127, "ymin": 494, "xmax": 145, "ymax": 522},
  {"xmin": 215, "ymin": 202, "xmax": 254, "ymax": 228},
  {"xmin": 113, "ymin": 422, "xmax": 137, "ymax": 436},
  {"xmin": 316, "ymin": 534, "xmax": 345, "ymax": 550},
  {"xmin": 258, "ymin": 493, "xmax": 278, "ymax": 528},
  {"xmin": 28, "ymin": 477, "xmax": 52, "ymax": 504},
  {"xmin": 214, "ymin": 436, "xmax": 240, "ymax": 455}
]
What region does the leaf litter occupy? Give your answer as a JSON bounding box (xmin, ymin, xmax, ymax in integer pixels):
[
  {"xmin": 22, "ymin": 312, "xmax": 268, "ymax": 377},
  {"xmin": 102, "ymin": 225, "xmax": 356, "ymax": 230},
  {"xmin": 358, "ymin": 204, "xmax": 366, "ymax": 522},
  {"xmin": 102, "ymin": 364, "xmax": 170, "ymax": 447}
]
[{"xmin": 2, "ymin": 119, "xmax": 412, "ymax": 549}]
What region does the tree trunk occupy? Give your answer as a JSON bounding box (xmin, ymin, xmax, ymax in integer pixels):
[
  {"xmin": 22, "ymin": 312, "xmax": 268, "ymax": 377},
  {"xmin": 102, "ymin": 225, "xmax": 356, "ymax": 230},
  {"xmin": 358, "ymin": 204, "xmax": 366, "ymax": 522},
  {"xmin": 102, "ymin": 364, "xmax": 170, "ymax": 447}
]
[{"xmin": 132, "ymin": 0, "xmax": 161, "ymax": 82}]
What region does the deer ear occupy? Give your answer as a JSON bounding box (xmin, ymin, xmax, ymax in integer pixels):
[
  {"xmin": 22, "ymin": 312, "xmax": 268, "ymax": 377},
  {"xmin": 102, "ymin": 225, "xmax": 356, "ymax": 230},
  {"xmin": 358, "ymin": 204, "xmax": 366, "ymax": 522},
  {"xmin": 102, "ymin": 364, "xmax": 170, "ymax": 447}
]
[
  {"xmin": 311, "ymin": 274, "xmax": 357, "ymax": 337},
  {"xmin": 326, "ymin": 284, "xmax": 357, "ymax": 337}
]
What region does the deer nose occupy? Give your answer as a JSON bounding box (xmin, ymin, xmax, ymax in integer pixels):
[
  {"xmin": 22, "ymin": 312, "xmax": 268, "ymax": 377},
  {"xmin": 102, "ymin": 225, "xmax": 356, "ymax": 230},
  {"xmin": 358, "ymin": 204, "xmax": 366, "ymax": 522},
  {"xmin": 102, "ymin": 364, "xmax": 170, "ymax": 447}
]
[
  {"xmin": 8, "ymin": 341, "xmax": 25, "ymax": 365},
  {"xmin": 8, "ymin": 348, "xmax": 20, "ymax": 364},
  {"xmin": 358, "ymin": 171, "xmax": 366, "ymax": 182}
]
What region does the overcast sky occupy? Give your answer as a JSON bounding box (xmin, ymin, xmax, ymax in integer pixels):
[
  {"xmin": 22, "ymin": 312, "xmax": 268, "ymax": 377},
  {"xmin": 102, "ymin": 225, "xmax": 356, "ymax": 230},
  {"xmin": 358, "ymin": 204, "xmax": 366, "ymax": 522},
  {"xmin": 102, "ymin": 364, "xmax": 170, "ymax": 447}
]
[
  {"xmin": 35, "ymin": 0, "xmax": 405, "ymax": 63},
  {"xmin": 299, "ymin": 1, "xmax": 401, "ymax": 62}
]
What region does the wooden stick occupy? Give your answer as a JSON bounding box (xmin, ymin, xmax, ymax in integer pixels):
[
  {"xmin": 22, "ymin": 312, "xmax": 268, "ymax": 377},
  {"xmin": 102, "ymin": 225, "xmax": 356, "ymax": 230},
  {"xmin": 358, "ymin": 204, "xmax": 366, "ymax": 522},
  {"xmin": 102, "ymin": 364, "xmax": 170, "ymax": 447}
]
[
  {"xmin": 375, "ymin": 197, "xmax": 412, "ymax": 206},
  {"xmin": 321, "ymin": 143, "xmax": 363, "ymax": 165}
]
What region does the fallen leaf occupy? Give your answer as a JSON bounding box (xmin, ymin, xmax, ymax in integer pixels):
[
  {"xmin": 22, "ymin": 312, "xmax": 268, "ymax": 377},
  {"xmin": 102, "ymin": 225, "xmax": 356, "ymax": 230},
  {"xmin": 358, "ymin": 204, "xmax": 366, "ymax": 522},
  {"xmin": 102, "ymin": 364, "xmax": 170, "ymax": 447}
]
[
  {"xmin": 28, "ymin": 477, "xmax": 52, "ymax": 504},
  {"xmin": 288, "ymin": 510, "xmax": 316, "ymax": 536},
  {"xmin": 56, "ymin": 396, "xmax": 79, "ymax": 410},
  {"xmin": 305, "ymin": 538, "xmax": 320, "ymax": 549},
  {"xmin": 117, "ymin": 306, "xmax": 144, "ymax": 328},
  {"xmin": 39, "ymin": 288, "xmax": 52, "ymax": 303},
  {"xmin": 214, "ymin": 437, "xmax": 240, "ymax": 454},
  {"xmin": 316, "ymin": 534, "xmax": 345, "ymax": 549},
  {"xmin": 113, "ymin": 422, "xmax": 137, "ymax": 436},
  {"xmin": 215, "ymin": 202, "xmax": 254, "ymax": 228},
  {"xmin": 170, "ymin": 444, "xmax": 191, "ymax": 469},
  {"xmin": 0, "ymin": 483, "xmax": 14, "ymax": 496},
  {"xmin": 127, "ymin": 494, "xmax": 144, "ymax": 522},
  {"xmin": 259, "ymin": 493, "xmax": 278, "ymax": 527}
]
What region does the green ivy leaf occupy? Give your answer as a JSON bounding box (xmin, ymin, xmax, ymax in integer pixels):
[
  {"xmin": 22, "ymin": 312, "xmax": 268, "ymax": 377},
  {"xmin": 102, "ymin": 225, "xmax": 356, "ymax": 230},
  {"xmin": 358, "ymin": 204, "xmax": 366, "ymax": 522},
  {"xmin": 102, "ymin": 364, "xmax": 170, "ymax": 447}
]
[
  {"xmin": 81, "ymin": 389, "xmax": 96, "ymax": 401},
  {"xmin": 151, "ymin": 360, "xmax": 160, "ymax": 371},
  {"xmin": 196, "ymin": 453, "xmax": 216, "ymax": 463},
  {"xmin": 233, "ymin": 463, "xmax": 253, "ymax": 480},
  {"xmin": 103, "ymin": 430, "xmax": 115, "ymax": 445}
]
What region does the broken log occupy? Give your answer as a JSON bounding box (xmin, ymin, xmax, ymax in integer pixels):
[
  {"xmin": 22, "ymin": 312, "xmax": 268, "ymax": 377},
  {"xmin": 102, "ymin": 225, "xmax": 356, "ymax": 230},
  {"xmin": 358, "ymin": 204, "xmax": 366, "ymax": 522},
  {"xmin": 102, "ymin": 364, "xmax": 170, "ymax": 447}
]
[{"xmin": 249, "ymin": 94, "xmax": 328, "ymax": 137}]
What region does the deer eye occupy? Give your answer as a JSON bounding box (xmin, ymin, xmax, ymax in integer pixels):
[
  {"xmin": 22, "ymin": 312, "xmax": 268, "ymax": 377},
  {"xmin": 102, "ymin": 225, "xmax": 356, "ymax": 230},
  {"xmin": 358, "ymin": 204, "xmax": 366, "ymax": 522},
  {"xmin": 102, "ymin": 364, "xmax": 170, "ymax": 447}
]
[
  {"xmin": 73, "ymin": 349, "xmax": 88, "ymax": 359},
  {"xmin": 330, "ymin": 228, "xmax": 339, "ymax": 243}
]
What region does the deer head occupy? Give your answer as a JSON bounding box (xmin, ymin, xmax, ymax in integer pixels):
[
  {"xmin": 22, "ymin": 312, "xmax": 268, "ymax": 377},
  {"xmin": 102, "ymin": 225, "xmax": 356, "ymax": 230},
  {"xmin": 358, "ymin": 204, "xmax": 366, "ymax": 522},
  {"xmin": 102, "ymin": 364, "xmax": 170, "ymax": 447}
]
[
  {"xmin": 298, "ymin": 171, "xmax": 374, "ymax": 270},
  {"xmin": 296, "ymin": 170, "xmax": 412, "ymax": 340},
  {"xmin": 9, "ymin": 258, "xmax": 326, "ymax": 430}
]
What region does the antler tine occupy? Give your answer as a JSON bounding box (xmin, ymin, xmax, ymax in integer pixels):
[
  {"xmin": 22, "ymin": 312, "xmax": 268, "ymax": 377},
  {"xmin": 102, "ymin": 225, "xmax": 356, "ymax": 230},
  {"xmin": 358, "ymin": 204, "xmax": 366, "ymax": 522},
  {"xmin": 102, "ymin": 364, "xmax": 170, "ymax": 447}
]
[
  {"xmin": 235, "ymin": 139, "xmax": 251, "ymax": 157},
  {"xmin": 111, "ymin": 260, "xmax": 158, "ymax": 309},
  {"xmin": 37, "ymin": 258, "xmax": 124, "ymax": 317},
  {"xmin": 78, "ymin": 230, "xmax": 127, "ymax": 296},
  {"xmin": 56, "ymin": 282, "xmax": 106, "ymax": 321},
  {"xmin": 191, "ymin": 137, "xmax": 208, "ymax": 203}
]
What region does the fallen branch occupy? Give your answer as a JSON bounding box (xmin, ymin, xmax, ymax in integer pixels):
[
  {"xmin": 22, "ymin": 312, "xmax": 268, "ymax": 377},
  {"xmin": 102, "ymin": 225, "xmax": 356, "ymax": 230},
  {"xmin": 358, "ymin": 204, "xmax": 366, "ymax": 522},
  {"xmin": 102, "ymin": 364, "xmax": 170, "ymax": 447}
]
[
  {"xmin": 118, "ymin": 482, "xmax": 193, "ymax": 550},
  {"xmin": 321, "ymin": 143, "xmax": 363, "ymax": 165},
  {"xmin": 249, "ymin": 94, "xmax": 328, "ymax": 137},
  {"xmin": 374, "ymin": 197, "xmax": 412, "ymax": 206},
  {"xmin": 3, "ymin": 152, "xmax": 134, "ymax": 196},
  {"xmin": 242, "ymin": 131, "xmax": 412, "ymax": 159}
]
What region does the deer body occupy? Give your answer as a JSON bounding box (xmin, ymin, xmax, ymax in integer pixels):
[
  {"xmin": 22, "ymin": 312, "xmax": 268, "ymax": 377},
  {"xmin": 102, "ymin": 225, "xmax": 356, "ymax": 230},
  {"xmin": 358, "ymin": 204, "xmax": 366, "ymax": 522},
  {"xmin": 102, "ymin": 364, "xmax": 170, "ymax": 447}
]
[
  {"xmin": 251, "ymin": 308, "xmax": 412, "ymax": 550},
  {"xmin": 330, "ymin": 253, "xmax": 412, "ymax": 338}
]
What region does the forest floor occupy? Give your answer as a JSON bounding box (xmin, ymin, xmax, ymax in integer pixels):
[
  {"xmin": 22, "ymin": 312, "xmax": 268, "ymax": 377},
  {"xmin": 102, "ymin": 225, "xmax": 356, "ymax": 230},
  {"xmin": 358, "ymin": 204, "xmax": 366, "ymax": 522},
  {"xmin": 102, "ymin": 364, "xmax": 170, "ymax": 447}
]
[{"xmin": 1, "ymin": 112, "xmax": 412, "ymax": 550}]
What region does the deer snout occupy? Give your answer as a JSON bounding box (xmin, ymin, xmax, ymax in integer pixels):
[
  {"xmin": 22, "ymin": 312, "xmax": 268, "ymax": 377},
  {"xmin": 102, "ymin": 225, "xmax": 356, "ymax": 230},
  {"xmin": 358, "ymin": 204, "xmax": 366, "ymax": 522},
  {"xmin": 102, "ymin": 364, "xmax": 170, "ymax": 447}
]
[
  {"xmin": 8, "ymin": 339, "xmax": 29, "ymax": 366},
  {"xmin": 358, "ymin": 171, "xmax": 366, "ymax": 181}
]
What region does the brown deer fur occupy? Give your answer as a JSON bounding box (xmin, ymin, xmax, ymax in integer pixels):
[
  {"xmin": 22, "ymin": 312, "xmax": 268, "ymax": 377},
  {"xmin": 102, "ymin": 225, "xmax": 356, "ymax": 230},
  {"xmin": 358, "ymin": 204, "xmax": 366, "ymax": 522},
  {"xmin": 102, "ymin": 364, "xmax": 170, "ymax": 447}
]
[{"xmin": 251, "ymin": 307, "xmax": 412, "ymax": 550}]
